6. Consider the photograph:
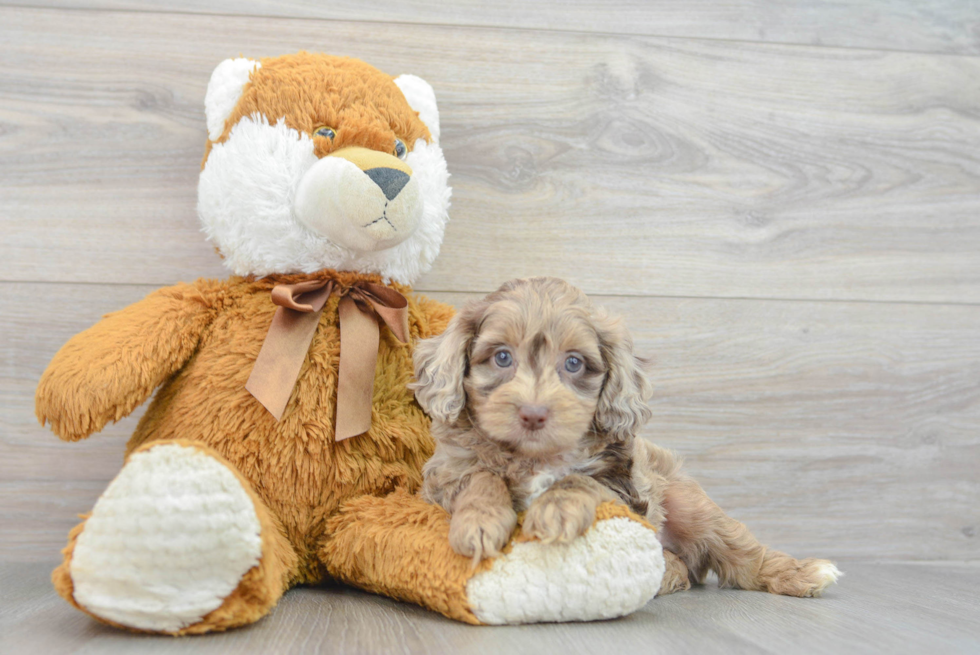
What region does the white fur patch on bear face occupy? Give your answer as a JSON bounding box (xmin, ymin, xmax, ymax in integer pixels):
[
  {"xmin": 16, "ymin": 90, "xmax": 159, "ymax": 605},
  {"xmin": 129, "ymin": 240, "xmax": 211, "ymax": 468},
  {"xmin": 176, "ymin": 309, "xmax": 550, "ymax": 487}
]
[{"xmin": 198, "ymin": 114, "xmax": 450, "ymax": 285}]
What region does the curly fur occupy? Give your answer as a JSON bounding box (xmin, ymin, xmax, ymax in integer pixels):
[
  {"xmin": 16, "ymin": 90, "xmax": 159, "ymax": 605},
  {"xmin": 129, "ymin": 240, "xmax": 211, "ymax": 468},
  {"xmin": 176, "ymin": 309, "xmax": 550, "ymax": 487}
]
[{"xmin": 414, "ymin": 277, "xmax": 841, "ymax": 598}]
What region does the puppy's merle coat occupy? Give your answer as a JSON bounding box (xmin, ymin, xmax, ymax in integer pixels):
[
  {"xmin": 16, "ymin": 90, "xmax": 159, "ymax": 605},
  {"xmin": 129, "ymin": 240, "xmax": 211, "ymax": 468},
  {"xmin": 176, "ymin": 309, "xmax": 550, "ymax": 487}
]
[{"xmin": 413, "ymin": 277, "xmax": 840, "ymax": 597}]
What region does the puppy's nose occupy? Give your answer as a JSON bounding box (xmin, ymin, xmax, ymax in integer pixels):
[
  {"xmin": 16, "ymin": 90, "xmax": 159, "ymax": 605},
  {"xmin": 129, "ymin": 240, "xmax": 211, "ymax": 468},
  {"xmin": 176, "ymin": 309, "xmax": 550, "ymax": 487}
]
[
  {"xmin": 518, "ymin": 405, "xmax": 550, "ymax": 431},
  {"xmin": 365, "ymin": 167, "xmax": 410, "ymax": 201}
]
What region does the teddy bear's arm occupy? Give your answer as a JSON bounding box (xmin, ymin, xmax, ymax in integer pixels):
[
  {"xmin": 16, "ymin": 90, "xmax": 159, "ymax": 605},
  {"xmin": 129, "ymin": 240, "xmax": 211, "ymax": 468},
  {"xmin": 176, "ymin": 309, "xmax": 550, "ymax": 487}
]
[{"xmin": 35, "ymin": 282, "xmax": 216, "ymax": 442}]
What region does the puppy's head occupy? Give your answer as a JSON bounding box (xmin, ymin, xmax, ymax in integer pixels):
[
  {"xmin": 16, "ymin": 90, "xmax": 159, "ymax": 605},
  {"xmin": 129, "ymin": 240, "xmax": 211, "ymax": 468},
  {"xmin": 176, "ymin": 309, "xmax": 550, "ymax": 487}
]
[{"xmin": 413, "ymin": 277, "xmax": 652, "ymax": 456}]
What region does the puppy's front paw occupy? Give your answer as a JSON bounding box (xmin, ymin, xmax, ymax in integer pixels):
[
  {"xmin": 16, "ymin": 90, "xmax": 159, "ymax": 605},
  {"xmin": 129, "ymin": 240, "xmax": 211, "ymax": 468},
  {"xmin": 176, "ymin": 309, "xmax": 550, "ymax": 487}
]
[
  {"xmin": 449, "ymin": 505, "xmax": 518, "ymax": 564},
  {"xmin": 523, "ymin": 491, "xmax": 597, "ymax": 544}
]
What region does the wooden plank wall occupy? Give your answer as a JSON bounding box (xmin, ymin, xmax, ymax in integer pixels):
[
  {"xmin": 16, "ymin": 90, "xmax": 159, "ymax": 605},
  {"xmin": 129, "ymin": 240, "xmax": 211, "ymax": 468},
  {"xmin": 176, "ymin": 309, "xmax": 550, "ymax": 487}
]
[{"xmin": 1, "ymin": 2, "xmax": 978, "ymax": 563}]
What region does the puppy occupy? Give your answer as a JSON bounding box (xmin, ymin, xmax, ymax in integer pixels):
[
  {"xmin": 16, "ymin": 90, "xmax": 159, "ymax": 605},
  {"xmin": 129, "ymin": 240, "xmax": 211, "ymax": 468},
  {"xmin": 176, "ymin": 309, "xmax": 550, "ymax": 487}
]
[{"xmin": 412, "ymin": 277, "xmax": 840, "ymax": 597}]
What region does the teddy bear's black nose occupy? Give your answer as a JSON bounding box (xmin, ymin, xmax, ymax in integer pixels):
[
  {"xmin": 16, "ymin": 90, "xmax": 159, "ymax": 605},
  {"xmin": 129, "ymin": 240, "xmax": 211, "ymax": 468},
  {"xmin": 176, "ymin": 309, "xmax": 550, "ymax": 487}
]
[{"xmin": 364, "ymin": 167, "xmax": 410, "ymax": 201}]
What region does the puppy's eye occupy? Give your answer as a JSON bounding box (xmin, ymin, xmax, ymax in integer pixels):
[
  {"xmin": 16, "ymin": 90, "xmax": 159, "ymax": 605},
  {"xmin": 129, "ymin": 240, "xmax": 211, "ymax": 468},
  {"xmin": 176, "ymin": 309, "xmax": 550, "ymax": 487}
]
[
  {"xmin": 394, "ymin": 138, "xmax": 407, "ymax": 160},
  {"xmin": 493, "ymin": 350, "xmax": 513, "ymax": 367},
  {"xmin": 564, "ymin": 355, "xmax": 584, "ymax": 373},
  {"xmin": 314, "ymin": 126, "xmax": 336, "ymax": 140}
]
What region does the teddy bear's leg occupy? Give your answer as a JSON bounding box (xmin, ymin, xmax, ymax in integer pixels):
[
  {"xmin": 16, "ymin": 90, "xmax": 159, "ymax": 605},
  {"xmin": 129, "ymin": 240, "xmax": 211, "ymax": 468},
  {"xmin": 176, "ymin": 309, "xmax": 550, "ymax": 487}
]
[
  {"xmin": 319, "ymin": 488, "xmax": 665, "ymax": 625},
  {"xmin": 52, "ymin": 440, "xmax": 299, "ymax": 635}
]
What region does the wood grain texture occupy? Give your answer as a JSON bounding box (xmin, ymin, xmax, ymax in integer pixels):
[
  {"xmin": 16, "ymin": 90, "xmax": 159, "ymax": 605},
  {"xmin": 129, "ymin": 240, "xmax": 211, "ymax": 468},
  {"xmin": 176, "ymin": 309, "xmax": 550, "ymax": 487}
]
[
  {"xmin": 2, "ymin": 7, "xmax": 980, "ymax": 302},
  {"xmin": 4, "ymin": 0, "xmax": 980, "ymax": 56},
  {"xmin": 1, "ymin": 561, "xmax": 979, "ymax": 654},
  {"xmin": 3, "ymin": 283, "xmax": 977, "ymax": 562}
]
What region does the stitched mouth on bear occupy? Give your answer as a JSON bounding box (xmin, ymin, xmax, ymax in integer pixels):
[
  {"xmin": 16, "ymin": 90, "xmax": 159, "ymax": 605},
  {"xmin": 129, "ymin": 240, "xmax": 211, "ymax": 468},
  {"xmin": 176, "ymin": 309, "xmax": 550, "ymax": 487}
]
[{"xmin": 363, "ymin": 202, "xmax": 397, "ymax": 231}]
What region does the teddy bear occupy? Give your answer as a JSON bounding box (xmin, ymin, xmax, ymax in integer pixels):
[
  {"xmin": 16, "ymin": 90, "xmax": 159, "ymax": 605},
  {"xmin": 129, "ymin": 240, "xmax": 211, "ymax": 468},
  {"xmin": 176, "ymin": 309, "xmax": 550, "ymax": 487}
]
[{"xmin": 34, "ymin": 52, "xmax": 665, "ymax": 634}]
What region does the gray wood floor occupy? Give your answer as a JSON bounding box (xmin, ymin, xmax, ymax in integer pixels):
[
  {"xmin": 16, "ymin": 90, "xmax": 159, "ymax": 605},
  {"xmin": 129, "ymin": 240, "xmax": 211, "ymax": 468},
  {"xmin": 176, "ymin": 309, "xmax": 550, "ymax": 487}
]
[
  {"xmin": 1, "ymin": 0, "xmax": 979, "ymax": 652},
  {"xmin": 2, "ymin": 561, "xmax": 979, "ymax": 654}
]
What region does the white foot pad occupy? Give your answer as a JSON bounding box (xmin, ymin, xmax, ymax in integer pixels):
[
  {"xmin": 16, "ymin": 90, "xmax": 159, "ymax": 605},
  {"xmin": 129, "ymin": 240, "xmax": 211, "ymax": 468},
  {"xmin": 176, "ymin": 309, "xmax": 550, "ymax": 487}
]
[
  {"xmin": 70, "ymin": 443, "xmax": 263, "ymax": 632},
  {"xmin": 467, "ymin": 517, "xmax": 664, "ymax": 625}
]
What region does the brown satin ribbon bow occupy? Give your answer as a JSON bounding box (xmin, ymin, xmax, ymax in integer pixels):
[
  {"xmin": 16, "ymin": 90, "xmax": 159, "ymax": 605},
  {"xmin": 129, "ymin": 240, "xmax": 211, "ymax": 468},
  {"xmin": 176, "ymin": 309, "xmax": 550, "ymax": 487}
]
[{"xmin": 245, "ymin": 278, "xmax": 409, "ymax": 440}]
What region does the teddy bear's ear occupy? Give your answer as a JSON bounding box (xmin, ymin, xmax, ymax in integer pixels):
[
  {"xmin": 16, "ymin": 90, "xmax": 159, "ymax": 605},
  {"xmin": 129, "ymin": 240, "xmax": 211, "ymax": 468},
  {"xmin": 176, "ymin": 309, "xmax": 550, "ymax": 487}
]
[
  {"xmin": 393, "ymin": 74, "xmax": 440, "ymax": 144},
  {"xmin": 205, "ymin": 58, "xmax": 261, "ymax": 141}
]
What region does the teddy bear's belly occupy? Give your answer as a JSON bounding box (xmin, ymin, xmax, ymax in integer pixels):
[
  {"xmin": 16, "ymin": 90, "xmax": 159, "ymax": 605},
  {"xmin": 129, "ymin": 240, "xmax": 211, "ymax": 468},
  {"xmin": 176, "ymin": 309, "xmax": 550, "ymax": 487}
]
[{"xmin": 126, "ymin": 310, "xmax": 433, "ymax": 569}]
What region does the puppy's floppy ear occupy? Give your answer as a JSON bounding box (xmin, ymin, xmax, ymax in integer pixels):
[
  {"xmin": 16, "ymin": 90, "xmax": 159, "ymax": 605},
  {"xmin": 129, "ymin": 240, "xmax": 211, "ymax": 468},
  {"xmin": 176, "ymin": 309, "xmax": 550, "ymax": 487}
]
[
  {"xmin": 411, "ymin": 300, "xmax": 486, "ymax": 424},
  {"xmin": 593, "ymin": 310, "xmax": 653, "ymax": 440}
]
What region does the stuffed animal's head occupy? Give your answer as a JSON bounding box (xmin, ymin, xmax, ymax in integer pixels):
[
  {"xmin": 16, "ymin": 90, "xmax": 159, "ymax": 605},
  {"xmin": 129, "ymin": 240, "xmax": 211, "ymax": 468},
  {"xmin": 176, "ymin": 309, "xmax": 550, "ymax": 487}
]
[{"xmin": 198, "ymin": 53, "xmax": 450, "ymax": 285}]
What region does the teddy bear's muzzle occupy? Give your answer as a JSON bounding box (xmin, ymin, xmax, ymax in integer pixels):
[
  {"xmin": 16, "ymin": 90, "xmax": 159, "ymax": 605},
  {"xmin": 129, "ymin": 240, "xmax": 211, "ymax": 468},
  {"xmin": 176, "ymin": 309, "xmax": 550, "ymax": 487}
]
[
  {"xmin": 293, "ymin": 146, "xmax": 423, "ymax": 253},
  {"xmin": 364, "ymin": 167, "xmax": 411, "ymax": 201}
]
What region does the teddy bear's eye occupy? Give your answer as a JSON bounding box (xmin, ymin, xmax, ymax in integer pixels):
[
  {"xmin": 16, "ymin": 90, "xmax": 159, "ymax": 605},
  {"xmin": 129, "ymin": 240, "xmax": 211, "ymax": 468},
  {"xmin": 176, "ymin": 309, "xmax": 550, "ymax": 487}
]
[
  {"xmin": 393, "ymin": 138, "xmax": 407, "ymax": 160},
  {"xmin": 314, "ymin": 126, "xmax": 336, "ymax": 140}
]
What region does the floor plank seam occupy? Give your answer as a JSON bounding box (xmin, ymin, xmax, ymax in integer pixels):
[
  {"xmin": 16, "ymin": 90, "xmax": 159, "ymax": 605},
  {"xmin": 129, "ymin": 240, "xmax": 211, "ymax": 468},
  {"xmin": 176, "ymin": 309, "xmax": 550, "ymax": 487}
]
[
  {"xmin": 4, "ymin": 279, "xmax": 980, "ymax": 311},
  {"xmin": 2, "ymin": 2, "xmax": 980, "ymax": 60}
]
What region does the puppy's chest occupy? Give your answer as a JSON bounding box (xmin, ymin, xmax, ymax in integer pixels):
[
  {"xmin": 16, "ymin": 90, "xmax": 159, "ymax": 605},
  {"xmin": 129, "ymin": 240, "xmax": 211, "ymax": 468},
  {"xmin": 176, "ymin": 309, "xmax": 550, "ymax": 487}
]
[{"xmin": 507, "ymin": 462, "xmax": 588, "ymax": 512}]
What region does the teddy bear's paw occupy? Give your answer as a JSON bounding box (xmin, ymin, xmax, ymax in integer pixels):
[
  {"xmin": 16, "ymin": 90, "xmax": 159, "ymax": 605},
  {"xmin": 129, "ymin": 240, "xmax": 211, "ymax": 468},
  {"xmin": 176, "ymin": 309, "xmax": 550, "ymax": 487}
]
[
  {"xmin": 466, "ymin": 514, "xmax": 664, "ymax": 624},
  {"xmin": 68, "ymin": 442, "xmax": 263, "ymax": 633}
]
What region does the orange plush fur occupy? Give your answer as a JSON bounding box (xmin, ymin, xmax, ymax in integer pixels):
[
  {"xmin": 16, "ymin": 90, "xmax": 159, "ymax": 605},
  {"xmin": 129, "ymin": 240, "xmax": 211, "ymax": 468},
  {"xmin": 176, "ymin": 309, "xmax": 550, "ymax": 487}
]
[
  {"xmin": 203, "ymin": 54, "xmax": 431, "ymax": 165},
  {"xmin": 38, "ymin": 270, "xmax": 458, "ymax": 629},
  {"xmin": 34, "ymin": 54, "xmax": 465, "ymax": 631}
]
